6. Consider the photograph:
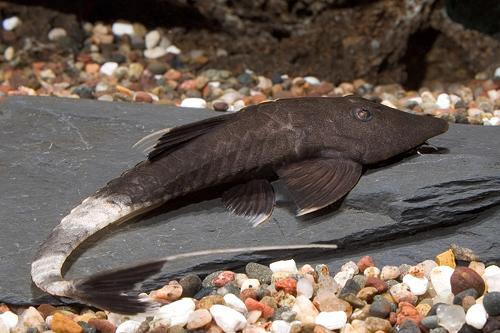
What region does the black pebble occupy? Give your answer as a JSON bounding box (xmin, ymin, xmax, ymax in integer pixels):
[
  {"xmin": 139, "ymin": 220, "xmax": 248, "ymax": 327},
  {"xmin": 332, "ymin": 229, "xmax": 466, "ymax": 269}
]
[
  {"xmin": 453, "ymin": 288, "xmax": 479, "ymax": 304},
  {"xmin": 483, "ymin": 292, "xmax": 500, "ymax": 316},
  {"xmin": 179, "ymin": 274, "xmax": 202, "ymax": 297}
]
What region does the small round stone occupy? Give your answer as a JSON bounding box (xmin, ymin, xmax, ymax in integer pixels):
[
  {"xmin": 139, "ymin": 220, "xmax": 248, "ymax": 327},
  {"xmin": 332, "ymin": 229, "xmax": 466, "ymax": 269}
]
[
  {"xmin": 179, "ymin": 274, "xmax": 202, "ymax": 297},
  {"xmin": 314, "ymin": 311, "xmax": 347, "ymax": 330},
  {"xmin": 186, "ymin": 309, "xmax": 212, "ymax": 330},
  {"xmin": 465, "ymin": 303, "xmax": 488, "ymax": 330},
  {"xmin": 212, "ymin": 101, "xmax": 229, "ymax": 112},
  {"xmin": 369, "ymin": 297, "xmax": 392, "ymax": 318},
  {"xmin": 483, "ymin": 292, "xmax": 500, "ymax": 316}
]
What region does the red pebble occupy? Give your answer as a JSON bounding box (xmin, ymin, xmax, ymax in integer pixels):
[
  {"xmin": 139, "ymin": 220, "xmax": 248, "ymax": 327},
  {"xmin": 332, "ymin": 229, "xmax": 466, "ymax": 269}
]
[
  {"xmin": 240, "ymin": 288, "xmax": 258, "ymax": 301},
  {"xmin": 357, "ymin": 255, "xmax": 374, "ymax": 272},
  {"xmin": 212, "ymin": 271, "xmax": 235, "ymax": 287},
  {"xmin": 179, "ymin": 79, "xmax": 197, "ymax": 91},
  {"xmin": 365, "ymin": 277, "xmax": 388, "ymax": 293},
  {"xmin": 133, "ymin": 91, "xmax": 153, "ymax": 103},
  {"xmin": 244, "ymin": 298, "xmax": 274, "ymax": 319},
  {"xmin": 275, "ymin": 277, "xmax": 297, "ymax": 295},
  {"xmin": 396, "ymin": 302, "xmax": 422, "ymax": 325}
]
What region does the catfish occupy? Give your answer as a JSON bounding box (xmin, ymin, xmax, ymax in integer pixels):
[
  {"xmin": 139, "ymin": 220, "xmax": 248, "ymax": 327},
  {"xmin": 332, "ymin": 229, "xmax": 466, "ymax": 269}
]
[{"xmin": 31, "ymin": 96, "xmax": 448, "ymax": 314}]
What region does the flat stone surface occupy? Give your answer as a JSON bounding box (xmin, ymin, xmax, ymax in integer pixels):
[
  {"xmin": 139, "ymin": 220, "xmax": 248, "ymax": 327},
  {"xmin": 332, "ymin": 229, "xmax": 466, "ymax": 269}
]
[{"xmin": 0, "ymin": 96, "xmax": 499, "ymax": 305}]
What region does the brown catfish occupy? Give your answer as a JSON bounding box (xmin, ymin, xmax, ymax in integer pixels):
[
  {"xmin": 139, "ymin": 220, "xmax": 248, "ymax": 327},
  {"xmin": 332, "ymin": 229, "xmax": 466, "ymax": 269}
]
[{"xmin": 31, "ymin": 96, "xmax": 448, "ymax": 314}]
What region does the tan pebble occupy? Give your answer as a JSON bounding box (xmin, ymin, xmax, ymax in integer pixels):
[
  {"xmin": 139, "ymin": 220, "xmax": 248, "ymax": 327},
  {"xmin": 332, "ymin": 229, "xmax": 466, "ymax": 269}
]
[
  {"xmin": 314, "ymin": 325, "xmax": 332, "ymax": 333},
  {"xmin": 88, "ymin": 318, "xmax": 115, "ymax": 333},
  {"xmin": 148, "ymin": 327, "xmax": 168, "ymax": 333},
  {"xmin": 94, "ymin": 312, "xmax": 107, "ymax": 319},
  {"xmin": 186, "ymin": 309, "xmax": 212, "ymax": 330},
  {"xmin": 85, "ymin": 63, "xmax": 100, "ymax": 75},
  {"xmin": 167, "ymin": 325, "xmax": 185, "ymax": 333},
  {"xmin": 313, "ymin": 291, "xmax": 352, "ymax": 317},
  {"xmin": 73, "ymin": 312, "xmax": 96, "ymax": 323},
  {"xmin": 364, "ymin": 267, "xmax": 380, "ymax": 279},
  {"xmin": 435, "ymin": 249, "xmax": 456, "ymax": 268},
  {"xmin": 150, "ymin": 281, "xmax": 183, "ymax": 303},
  {"xmin": 415, "ymin": 303, "xmax": 432, "ymax": 316},
  {"xmin": 242, "ymin": 325, "xmax": 266, "ymax": 333},
  {"xmin": 234, "ymin": 273, "xmax": 248, "ymax": 287},
  {"xmin": 350, "ymin": 319, "xmax": 368, "ymax": 333},
  {"xmin": 197, "ymin": 295, "xmax": 225, "ymax": 309},
  {"xmin": 164, "ymin": 69, "xmax": 182, "ymax": 81},
  {"xmin": 357, "ymin": 287, "xmax": 379, "ymax": 302},
  {"xmin": 116, "ymin": 85, "xmax": 133, "ymax": 96},
  {"xmin": 37, "ymin": 304, "xmax": 56, "ymax": 319},
  {"xmin": 462, "ymin": 295, "xmax": 477, "ymax": 311},
  {"xmin": 380, "ymin": 266, "xmax": 400, "ymax": 280},
  {"xmin": 51, "ymin": 313, "xmax": 83, "ymax": 333},
  {"xmin": 468, "ymin": 261, "xmax": 486, "ymax": 276},
  {"xmin": 350, "ymin": 304, "xmax": 370, "ymax": 321},
  {"xmin": 364, "ymin": 317, "xmax": 392, "ymax": 332}
]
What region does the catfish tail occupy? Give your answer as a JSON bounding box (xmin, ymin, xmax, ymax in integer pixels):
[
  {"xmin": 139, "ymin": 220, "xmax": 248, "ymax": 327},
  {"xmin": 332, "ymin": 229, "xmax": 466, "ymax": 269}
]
[
  {"xmin": 30, "ymin": 191, "xmax": 164, "ymax": 308},
  {"xmin": 71, "ymin": 244, "xmax": 338, "ymax": 314}
]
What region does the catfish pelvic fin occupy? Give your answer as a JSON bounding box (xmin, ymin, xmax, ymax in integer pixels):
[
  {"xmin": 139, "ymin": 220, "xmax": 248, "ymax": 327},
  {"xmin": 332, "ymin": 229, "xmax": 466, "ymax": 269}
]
[
  {"xmin": 222, "ymin": 179, "xmax": 275, "ymax": 226},
  {"xmin": 147, "ymin": 113, "xmax": 236, "ymax": 160},
  {"xmin": 277, "ymin": 158, "xmax": 362, "ymax": 216}
]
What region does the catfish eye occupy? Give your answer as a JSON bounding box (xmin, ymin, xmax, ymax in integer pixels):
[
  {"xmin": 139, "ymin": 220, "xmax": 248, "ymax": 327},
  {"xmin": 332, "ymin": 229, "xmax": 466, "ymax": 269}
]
[{"xmin": 354, "ymin": 107, "xmax": 372, "ymax": 122}]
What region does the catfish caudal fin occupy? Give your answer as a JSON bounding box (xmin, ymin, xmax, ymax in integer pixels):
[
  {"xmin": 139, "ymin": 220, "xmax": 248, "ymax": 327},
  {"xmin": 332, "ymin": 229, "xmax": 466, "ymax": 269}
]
[
  {"xmin": 30, "ymin": 193, "xmax": 164, "ymax": 308},
  {"xmin": 71, "ymin": 244, "xmax": 338, "ymax": 314}
]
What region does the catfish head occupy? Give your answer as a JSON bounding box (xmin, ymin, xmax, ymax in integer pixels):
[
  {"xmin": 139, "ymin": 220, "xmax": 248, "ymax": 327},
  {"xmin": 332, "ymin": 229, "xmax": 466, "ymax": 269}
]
[{"xmin": 304, "ymin": 96, "xmax": 449, "ymax": 164}]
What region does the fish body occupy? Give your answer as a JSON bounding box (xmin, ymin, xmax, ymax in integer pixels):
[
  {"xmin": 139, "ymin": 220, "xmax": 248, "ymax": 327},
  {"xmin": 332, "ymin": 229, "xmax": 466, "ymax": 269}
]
[{"xmin": 31, "ymin": 96, "xmax": 448, "ymax": 313}]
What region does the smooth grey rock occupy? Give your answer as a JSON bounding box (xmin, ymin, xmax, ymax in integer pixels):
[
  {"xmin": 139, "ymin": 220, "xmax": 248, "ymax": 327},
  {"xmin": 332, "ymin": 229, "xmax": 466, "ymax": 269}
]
[{"xmin": 0, "ymin": 96, "xmax": 499, "ymax": 306}]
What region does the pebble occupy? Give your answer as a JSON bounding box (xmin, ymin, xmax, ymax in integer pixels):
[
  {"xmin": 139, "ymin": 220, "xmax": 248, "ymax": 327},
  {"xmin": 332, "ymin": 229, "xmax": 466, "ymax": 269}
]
[
  {"xmin": 48, "ymin": 28, "xmax": 67, "ymax": 41},
  {"xmin": 223, "ymin": 293, "xmax": 248, "ymax": 314},
  {"xmin": 292, "ymin": 295, "xmax": 319, "ymax": 325},
  {"xmin": 88, "ymin": 318, "xmax": 116, "ymax": 333},
  {"xmin": 430, "ymin": 266, "xmax": 454, "ymax": 295},
  {"xmin": 364, "ymin": 317, "xmax": 392, "ymax": 332},
  {"xmin": 180, "ymin": 97, "xmax": 207, "ymax": 108},
  {"xmin": 297, "ymin": 277, "xmax": 314, "ymax": 299},
  {"xmin": 483, "ymin": 265, "xmax": 500, "ymax": 292},
  {"xmin": 0, "ymin": 311, "xmax": 18, "ymax": 330},
  {"xmin": 389, "ymin": 283, "xmax": 417, "ymax": 305},
  {"xmin": 51, "ymin": 312, "xmax": 83, "ymax": 333},
  {"xmin": 166, "ymin": 45, "xmax": 181, "ymax": 55},
  {"xmin": 0, "ymin": 320, "xmax": 7, "ymax": 333},
  {"xmin": 270, "ymin": 259, "xmax": 298, "ymax": 274},
  {"xmin": 145, "ymin": 30, "xmax": 161, "ymax": 49},
  {"xmin": 271, "ymin": 320, "xmax": 291, "ymax": 333},
  {"xmin": 4, "ymin": 46, "xmax": 14, "ymax": 61},
  {"xmin": 144, "ymin": 46, "xmax": 168, "ymax": 59},
  {"xmin": 451, "ymin": 267, "xmax": 485, "ymax": 295},
  {"xmin": 380, "ymin": 266, "xmax": 400, "ymax": 280},
  {"xmin": 304, "ymin": 76, "xmax": 321, "ymax": 86},
  {"xmin": 402, "ymin": 274, "xmax": 429, "ymax": 296},
  {"xmin": 2, "ymin": 16, "xmax": 21, "ymax": 31},
  {"xmin": 483, "ymin": 292, "xmax": 500, "ymax": 316},
  {"xmin": 465, "ymin": 303, "xmax": 488, "ymax": 329},
  {"xmin": 436, "ymin": 304, "xmax": 466, "ymax": 333},
  {"xmin": 315, "ymin": 311, "xmax": 347, "ymax": 330},
  {"xmin": 13, "ymin": 307, "xmax": 45, "ymax": 333},
  {"xmin": 210, "ymin": 305, "xmax": 247, "ymax": 332},
  {"xmin": 155, "ymin": 298, "xmax": 195, "ymax": 327},
  {"xmin": 115, "ymin": 320, "xmax": 141, "ymax": 333},
  {"xmin": 369, "ymin": 297, "xmax": 392, "ymax": 318},
  {"xmin": 241, "ymin": 279, "xmax": 260, "ymax": 291},
  {"xmin": 436, "ymin": 93, "xmax": 451, "ymax": 109},
  {"xmin": 112, "ymin": 22, "xmax": 135, "ymax": 36},
  {"xmin": 186, "ymin": 309, "xmax": 212, "ymax": 330},
  {"xmin": 100, "ymin": 62, "xmax": 118, "ymax": 76}
]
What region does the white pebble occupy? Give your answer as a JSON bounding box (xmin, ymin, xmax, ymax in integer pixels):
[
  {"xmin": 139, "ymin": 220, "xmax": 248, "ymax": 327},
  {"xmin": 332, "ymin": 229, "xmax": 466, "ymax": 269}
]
[
  {"xmin": 468, "ymin": 108, "xmax": 484, "ymax": 118},
  {"xmin": 270, "ymin": 259, "xmax": 298, "ymax": 273},
  {"xmin": 4, "ymin": 46, "xmax": 14, "ymax": 61},
  {"xmin": 334, "ymin": 270, "xmax": 354, "ymax": 289},
  {"xmin": 100, "ymin": 62, "xmax": 118, "ymax": 76},
  {"xmin": 487, "ymin": 90, "xmax": 499, "ymax": 101},
  {"xmin": 484, "ymin": 116, "xmax": 500, "ymax": 126},
  {"xmin": 271, "ymin": 320, "xmax": 291, "ymax": 333},
  {"xmin": 95, "ymin": 81, "xmax": 109, "ymax": 92},
  {"xmin": 241, "ymin": 278, "xmax": 260, "ymax": 291},
  {"xmin": 483, "ymin": 265, "xmax": 500, "ymax": 292},
  {"xmin": 223, "ymin": 293, "xmax": 248, "ymax": 314},
  {"xmin": 381, "ymin": 266, "xmax": 400, "ymax": 280},
  {"xmin": 494, "ymin": 67, "xmax": 500, "ymax": 79},
  {"xmin": 231, "ymin": 99, "xmax": 246, "ymax": 111},
  {"xmin": 145, "ymin": 30, "xmax": 161, "ymax": 49},
  {"xmin": 304, "ymin": 76, "xmax": 321, "ymax": 86},
  {"xmin": 144, "ymin": 46, "xmax": 167, "ymax": 59},
  {"xmin": 341, "ymin": 261, "xmax": 359, "ymax": 276},
  {"xmin": 364, "ymin": 266, "xmax": 380, "ymax": 278},
  {"xmin": 180, "ymin": 97, "xmax": 207, "ymax": 108},
  {"xmin": 402, "ymin": 274, "xmax": 429, "ymax": 295},
  {"xmin": 112, "ymin": 22, "xmax": 134, "ymax": 36},
  {"xmin": 315, "ymin": 311, "xmax": 347, "ymax": 330},
  {"xmin": 45, "ymin": 315, "xmax": 53, "ymax": 328},
  {"xmin": 381, "ymin": 100, "xmax": 397, "ymax": 108},
  {"xmin": 116, "ymin": 320, "xmax": 141, "ymax": 333},
  {"xmin": 159, "ymin": 36, "xmax": 172, "ymax": 48},
  {"xmin": 210, "ymin": 304, "xmax": 247, "ymax": 332},
  {"xmin": 0, "ymin": 318, "xmax": 8, "ymax": 333},
  {"xmin": 430, "ymin": 265, "xmax": 454, "ymax": 296},
  {"xmin": 292, "ymin": 295, "xmax": 319, "ymax": 325},
  {"xmin": 48, "ymin": 27, "xmax": 67, "ymax": 41},
  {"xmin": 166, "ymin": 45, "xmax": 181, "ymax": 55},
  {"xmin": 436, "ymin": 93, "xmax": 451, "ymax": 109},
  {"xmin": 3, "ymin": 16, "xmax": 21, "ymax": 31},
  {"xmin": 0, "ymin": 311, "xmax": 18, "ymax": 329},
  {"xmin": 297, "ymin": 277, "xmax": 314, "ymax": 299},
  {"xmin": 246, "ymin": 310, "xmax": 262, "ymax": 324},
  {"xmin": 155, "ymin": 298, "xmax": 195, "ymax": 327},
  {"xmin": 465, "ymin": 303, "xmax": 488, "ymax": 329}
]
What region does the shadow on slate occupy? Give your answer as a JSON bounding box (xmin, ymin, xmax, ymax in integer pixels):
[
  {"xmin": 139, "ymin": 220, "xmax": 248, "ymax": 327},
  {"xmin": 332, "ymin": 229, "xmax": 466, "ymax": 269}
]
[{"xmin": 0, "ymin": 96, "xmax": 499, "ymax": 306}]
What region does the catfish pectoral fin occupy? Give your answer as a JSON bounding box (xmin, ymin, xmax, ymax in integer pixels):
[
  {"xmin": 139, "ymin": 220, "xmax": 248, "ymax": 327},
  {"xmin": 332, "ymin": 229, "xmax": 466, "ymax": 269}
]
[
  {"xmin": 276, "ymin": 158, "xmax": 362, "ymax": 216},
  {"xmin": 222, "ymin": 179, "xmax": 275, "ymax": 226}
]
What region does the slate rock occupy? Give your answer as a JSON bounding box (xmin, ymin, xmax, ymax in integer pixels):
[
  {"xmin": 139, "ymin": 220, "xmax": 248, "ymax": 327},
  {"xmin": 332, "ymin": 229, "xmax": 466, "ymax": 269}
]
[
  {"xmin": 483, "ymin": 292, "xmax": 500, "ymax": 316},
  {"xmin": 0, "ymin": 96, "xmax": 499, "ymax": 305},
  {"xmin": 245, "ymin": 262, "xmax": 272, "ymax": 285},
  {"xmin": 453, "ymin": 288, "xmax": 479, "ymax": 305}
]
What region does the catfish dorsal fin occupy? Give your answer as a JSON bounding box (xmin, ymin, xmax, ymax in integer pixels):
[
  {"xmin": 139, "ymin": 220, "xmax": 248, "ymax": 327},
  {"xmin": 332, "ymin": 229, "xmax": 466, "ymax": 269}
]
[{"xmin": 145, "ymin": 113, "xmax": 235, "ymax": 160}]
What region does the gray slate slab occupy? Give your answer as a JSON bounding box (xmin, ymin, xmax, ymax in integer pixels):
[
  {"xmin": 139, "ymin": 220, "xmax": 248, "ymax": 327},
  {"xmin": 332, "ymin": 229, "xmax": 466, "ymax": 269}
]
[{"xmin": 0, "ymin": 96, "xmax": 499, "ymax": 305}]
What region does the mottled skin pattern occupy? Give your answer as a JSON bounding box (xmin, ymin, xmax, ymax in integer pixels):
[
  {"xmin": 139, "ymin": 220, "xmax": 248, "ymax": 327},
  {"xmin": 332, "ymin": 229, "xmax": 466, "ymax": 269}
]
[{"xmin": 31, "ymin": 96, "xmax": 448, "ymax": 306}]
